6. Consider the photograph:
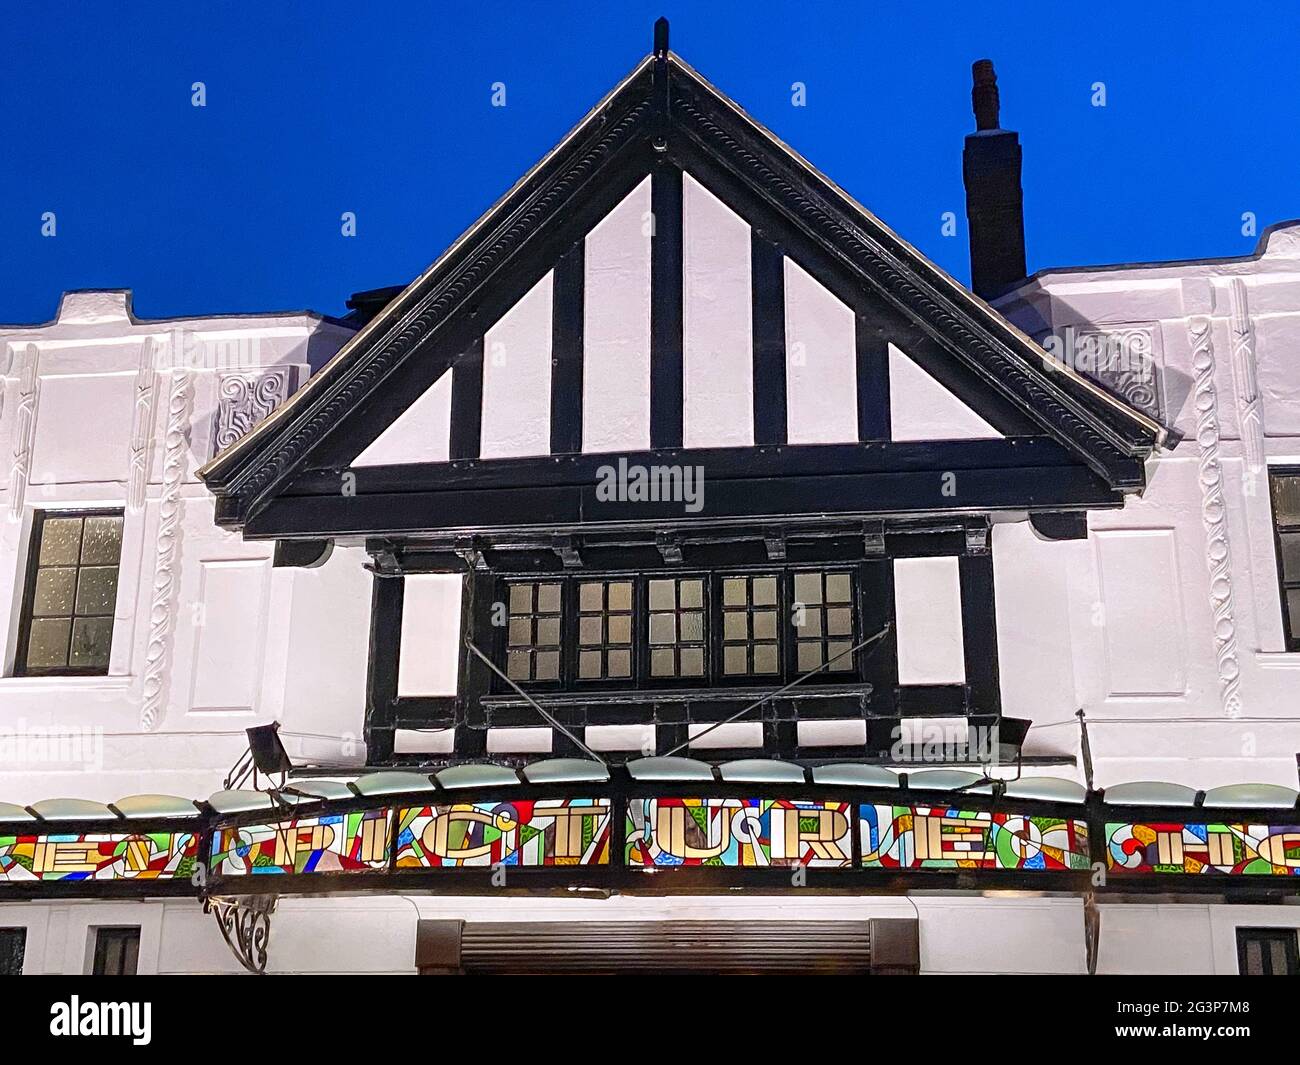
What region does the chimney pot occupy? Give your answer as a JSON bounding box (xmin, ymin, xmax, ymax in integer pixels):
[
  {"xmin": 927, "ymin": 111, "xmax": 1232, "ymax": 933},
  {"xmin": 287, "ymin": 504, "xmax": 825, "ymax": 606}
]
[{"xmin": 972, "ymin": 59, "xmax": 1000, "ymax": 131}]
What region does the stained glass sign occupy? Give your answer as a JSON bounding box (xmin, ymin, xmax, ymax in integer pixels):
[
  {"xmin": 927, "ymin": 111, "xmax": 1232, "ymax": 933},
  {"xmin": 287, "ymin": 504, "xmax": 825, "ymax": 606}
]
[
  {"xmin": 860, "ymin": 805, "xmax": 1090, "ymax": 871},
  {"xmin": 396, "ymin": 799, "xmax": 611, "ymax": 867},
  {"xmin": 1106, "ymin": 822, "xmax": 1300, "ymax": 875},
  {"xmin": 211, "ymin": 810, "xmax": 391, "ymax": 875},
  {"xmin": 0, "ymin": 832, "xmax": 197, "ymax": 882},
  {"xmin": 626, "ymin": 798, "xmax": 853, "ymax": 867}
]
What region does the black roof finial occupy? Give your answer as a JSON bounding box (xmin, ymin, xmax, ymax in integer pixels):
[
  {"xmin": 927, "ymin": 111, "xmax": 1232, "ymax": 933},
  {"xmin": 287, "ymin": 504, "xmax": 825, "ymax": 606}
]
[
  {"xmin": 654, "ymin": 17, "xmax": 669, "ymax": 58},
  {"xmin": 971, "ymin": 59, "xmax": 1000, "ymax": 131}
]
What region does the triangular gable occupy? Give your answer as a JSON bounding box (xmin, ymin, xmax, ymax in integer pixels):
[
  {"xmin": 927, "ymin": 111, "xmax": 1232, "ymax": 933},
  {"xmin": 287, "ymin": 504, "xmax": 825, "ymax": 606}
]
[{"xmin": 200, "ymin": 37, "xmax": 1171, "ymax": 532}]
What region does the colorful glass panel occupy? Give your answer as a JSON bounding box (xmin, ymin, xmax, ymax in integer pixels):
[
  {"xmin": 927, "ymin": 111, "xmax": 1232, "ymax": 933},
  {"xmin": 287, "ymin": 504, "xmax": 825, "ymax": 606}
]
[
  {"xmin": 1106, "ymin": 822, "xmax": 1300, "ymax": 875},
  {"xmin": 0, "ymin": 832, "xmax": 197, "ymax": 882},
  {"xmin": 210, "ymin": 810, "xmax": 391, "ymax": 875},
  {"xmin": 860, "ymin": 805, "xmax": 1090, "ymax": 870},
  {"xmin": 396, "ymin": 799, "xmax": 610, "ymax": 868},
  {"xmin": 626, "ymin": 798, "xmax": 852, "ymax": 868}
]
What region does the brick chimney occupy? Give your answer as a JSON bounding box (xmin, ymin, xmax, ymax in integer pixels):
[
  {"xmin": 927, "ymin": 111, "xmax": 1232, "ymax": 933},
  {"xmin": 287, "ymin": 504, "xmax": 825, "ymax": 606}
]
[{"xmin": 962, "ymin": 60, "xmax": 1027, "ymax": 300}]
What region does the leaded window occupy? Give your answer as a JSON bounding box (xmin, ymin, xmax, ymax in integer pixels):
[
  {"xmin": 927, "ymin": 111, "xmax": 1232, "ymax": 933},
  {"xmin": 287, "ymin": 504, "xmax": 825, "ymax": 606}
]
[
  {"xmin": 577, "ymin": 579, "xmax": 633, "ymax": 679},
  {"xmin": 17, "ymin": 510, "xmax": 124, "ymax": 676},
  {"xmin": 92, "ymin": 926, "xmax": 140, "ymax": 976},
  {"xmin": 792, "ymin": 570, "xmax": 856, "ymax": 672},
  {"xmin": 720, "ymin": 575, "xmax": 780, "ymax": 677},
  {"xmin": 0, "ymin": 928, "xmax": 25, "ymax": 976},
  {"xmin": 1269, "ymin": 468, "xmax": 1300, "ymax": 651},
  {"xmin": 648, "ymin": 576, "xmax": 706, "ymax": 678},
  {"xmin": 505, "ymin": 581, "xmax": 562, "ymax": 682},
  {"xmin": 1237, "ymin": 927, "xmax": 1298, "ymax": 976}
]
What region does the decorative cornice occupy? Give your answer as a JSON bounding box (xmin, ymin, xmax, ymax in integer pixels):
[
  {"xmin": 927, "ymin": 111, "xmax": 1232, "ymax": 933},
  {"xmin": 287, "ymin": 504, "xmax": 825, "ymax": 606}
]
[
  {"xmin": 7, "ymin": 343, "xmax": 40, "ymax": 522},
  {"xmin": 141, "ymin": 370, "xmax": 191, "ymax": 732},
  {"xmin": 1188, "ymin": 316, "xmax": 1242, "ymax": 718},
  {"xmin": 127, "ymin": 337, "xmax": 157, "ymax": 512}
]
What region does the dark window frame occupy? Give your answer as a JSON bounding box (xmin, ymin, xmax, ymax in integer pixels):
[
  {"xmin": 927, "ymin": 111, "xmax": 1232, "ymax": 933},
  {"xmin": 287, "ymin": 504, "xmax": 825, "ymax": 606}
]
[
  {"xmin": 1236, "ymin": 926, "xmax": 1299, "ymax": 975},
  {"xmin": 14, "ymin": 508, "xmax": 125, "ymax": 678},
  {"xmin": 1268, "ymin": 467, "xmax": 1300, "ymax": 652},
  {"xmin": 0, "ymin": 926, "xmax": 26, "ymax": 976},
  {"xmin": 493, "ymin": 566, "xmax": 864, "ymax": 693},
  {"xmin": 92, "ymin": 926, "xmax": 141, "ymax": 976}
]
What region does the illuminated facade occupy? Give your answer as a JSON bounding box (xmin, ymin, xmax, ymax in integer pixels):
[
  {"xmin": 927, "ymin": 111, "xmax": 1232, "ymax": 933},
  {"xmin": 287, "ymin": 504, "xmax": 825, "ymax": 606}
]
[{"xmin": 2, "ymin": 23, "xmax": 1299, "ymax": 975}]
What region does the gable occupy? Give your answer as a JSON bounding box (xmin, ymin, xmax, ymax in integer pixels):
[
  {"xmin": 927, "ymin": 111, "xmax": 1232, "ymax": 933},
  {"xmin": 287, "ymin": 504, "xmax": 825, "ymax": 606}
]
[{"xmin": 200, "ymin": 40, "xmax": 1171, "ymax": 536}]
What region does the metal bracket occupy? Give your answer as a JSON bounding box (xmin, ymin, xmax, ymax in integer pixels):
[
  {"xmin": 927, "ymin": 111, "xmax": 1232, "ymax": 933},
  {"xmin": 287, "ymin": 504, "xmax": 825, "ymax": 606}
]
[
  {"xmin": 207, "ymin": 894, "xmax": 277, "ymax": 975},
  {"xmin": 655, "ymin": 532, "xmax": 683, "ymax": 564},
  {"xmin": 552, "ymin": 534, "xmax": 583, "ymax": 568}
]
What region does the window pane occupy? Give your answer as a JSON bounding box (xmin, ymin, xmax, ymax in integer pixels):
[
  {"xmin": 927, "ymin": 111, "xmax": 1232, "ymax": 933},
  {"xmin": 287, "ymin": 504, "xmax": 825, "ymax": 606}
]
[
  {"xmin": 579, "ymin": 650, "xmax": 602, "ymax": 679},
  {"xmin": 509, "ymin": 584, "xmax": 532, "ymax": 613},
  {"xmin": 607, "ymin": 615, "xmax": 631, "ymax": 644},
  {"xmin": 507, "ymin": 618, "xmax": 531, "ymax": 646},
  {"xmin": 722, "ymin": 578, "xmax": 746, "ymax": 606},
  {"xmin": 1271, "ymin": 473, "xmax": 1300, "ymax": 525},
  {"xmin": 680, "ymin": 647, "xmax": 704, "ymax": 676},
  {"xmin": 579, "ymin": 582, "xmax": 603, "ymax": 611},
  {"xmin": 579, "ymin": 616, "xmax": 602, "ymax": 645},
  {"xmin": 38, "ymin": 517, "xmax": 82, "ymax": 566},
  {"xmin": 679, "ymin": 579, "xmax": 703, "ymax": 609},
  {"xmin": 723, "ymin": 612, "xmax": 748, "ymax": 640},
  {"xmin": 0, "ymin": 928, "xmax": 25, "ymax": 976},
  {"xmin": 797, "ymin": 642, "xmax": 822, "ymax": 672},
  {"xmin": 80, "ymin": 515, "xmax": 123, "ymax": 565},
  {"xmin": 536, "ymin": 584, "xmax": 561, "ymax": 614},
  {"xmin": 33, "ymin": 567, "xmax": 75, "ymax": 616},
  {"xmin": 753, "ymin": 644, "xmax": 779, "ymax": 674},
  {"xmin": 649, "ymin": 614, "xmax": 675, "ymax": 645},
  {"xmin": 534, "ymin": 651, "xmax": 560, "ymax": 681},
  {"xmin": 649, "ymin": 579, "xmax": 675, "ymax": 610},
  {"xmin": 607, "ymin": 582, "xmax": 632, "ymax": 611},
  {"xmin": 827, "ymin": 640, "xmax": 854, "ymax": 670},
  {"xmin": 826, "ymin": 572, "xmax": 853, "ymax": 603},
  {"xmin": 74, "ymin": 567, "xmax": 118, "ymax": 616},
  {"xmin": 793, "ymin": 572, "xmax": 822, "ymax": 606},
  {"xmin": 1288, "ymin": 589, "xmax": 1300, "ymax": 632},
  {"xmin": 507, "ymin": 650, "xmax": 530, "ymax": 680},
  {"xmin": 27, "ymin": 618, "xmax": 71, "ymax": 669},
  {"xmin": 651, "ymin": 648, "xmax": 674, "ymax": 676},
  {"xmin": 723, "ymin": 646, "xmax": 747, "ymax": 674},
  {"xmin": 827, "ymin": 607, "xmax": 852, "ymax": 636},
  {"xmin": 1282, "ymin": 532, "xmax": 1300, "ymax": 583},
  {"xmin": 680, "ymin": 612, "xmax": 704, "ymax": 641},
  {"xmin": 607, "ymin": 649, "xmax": 631, "ymax": 678},
  {"xmin": 69, "ymin": 618, "xmax": 113, "ymax": 670},
  {"xmin": 752, "ymin": 577, "xmax": 777, "ymax": 606}
]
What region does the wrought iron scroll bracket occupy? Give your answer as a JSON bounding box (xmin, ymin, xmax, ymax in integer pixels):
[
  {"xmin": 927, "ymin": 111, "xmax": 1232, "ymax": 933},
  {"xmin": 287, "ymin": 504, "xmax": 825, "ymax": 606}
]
[{"xmin": 207, "ymin": 894, "xmax": 277, "ymax": 975}]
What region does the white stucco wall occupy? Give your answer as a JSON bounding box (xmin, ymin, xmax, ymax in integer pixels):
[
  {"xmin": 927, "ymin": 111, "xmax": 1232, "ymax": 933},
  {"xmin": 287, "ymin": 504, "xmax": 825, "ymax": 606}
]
[
  {"xmin": 992, "ymin": 223, "xmax": 1300, "ymax": 788},
  {"xmin": 0, "ymin": 291, "xmax": 366, "ymax": 802}
]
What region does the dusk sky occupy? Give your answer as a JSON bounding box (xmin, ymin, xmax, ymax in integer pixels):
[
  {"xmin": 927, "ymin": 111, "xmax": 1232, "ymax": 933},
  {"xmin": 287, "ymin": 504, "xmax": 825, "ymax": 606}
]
[{"xmin": 4, "ymin": 1, "xmax": 1297, "ymax": 323}]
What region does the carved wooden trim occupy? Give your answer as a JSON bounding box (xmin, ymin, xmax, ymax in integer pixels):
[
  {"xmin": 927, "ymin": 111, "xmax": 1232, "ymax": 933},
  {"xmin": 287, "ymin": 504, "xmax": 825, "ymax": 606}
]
[
  {"xmin": 213, "ymin": 94, "xmax": 653, "ymax": 519},
  {"xmin": 128, "ymin": 337, "xmax": 157, "ymax": 512},
  {"xmin": 141, "ymin": 370, "xmax": 192, "ymax": 732},
  {"xmin": 8, "ymin": 343, "xmax": 40, "ymax": 522},
  {"xmin": 1188, "ymin": 317, "xmax": 1243, "ymax": 718},
  {"xmin": 668, "ymin": 79, "xmax": 1150, "ymax": 484}
]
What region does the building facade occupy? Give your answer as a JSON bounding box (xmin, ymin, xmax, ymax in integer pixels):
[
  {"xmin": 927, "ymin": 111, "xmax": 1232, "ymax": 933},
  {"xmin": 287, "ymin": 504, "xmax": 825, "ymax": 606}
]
[{"xmin": 1, "ymin": 26, "xmax": 1298, "ymax": 976}]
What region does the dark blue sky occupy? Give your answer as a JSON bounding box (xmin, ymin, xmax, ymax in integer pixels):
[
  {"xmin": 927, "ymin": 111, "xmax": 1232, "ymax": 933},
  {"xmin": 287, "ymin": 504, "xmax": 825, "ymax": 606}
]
[{"xmin": 4, "ymin": 2, "xmax": 1297, "ymax": 324}]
